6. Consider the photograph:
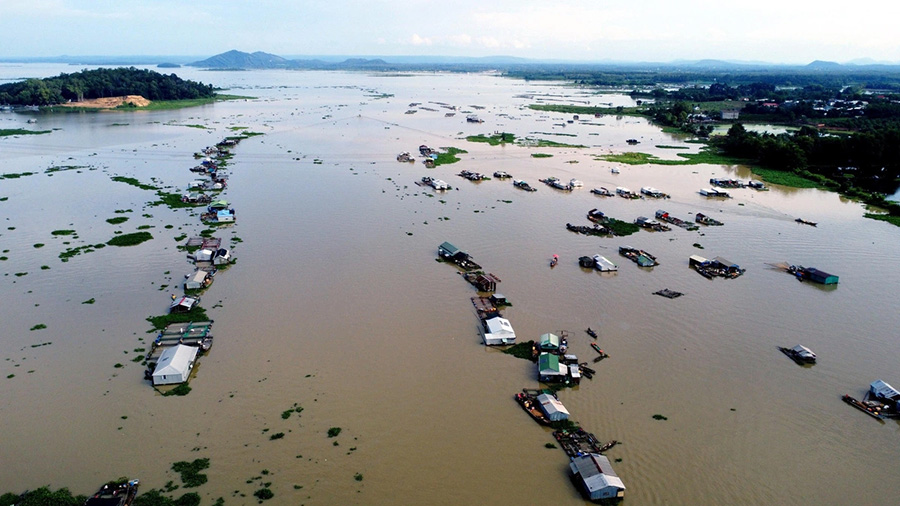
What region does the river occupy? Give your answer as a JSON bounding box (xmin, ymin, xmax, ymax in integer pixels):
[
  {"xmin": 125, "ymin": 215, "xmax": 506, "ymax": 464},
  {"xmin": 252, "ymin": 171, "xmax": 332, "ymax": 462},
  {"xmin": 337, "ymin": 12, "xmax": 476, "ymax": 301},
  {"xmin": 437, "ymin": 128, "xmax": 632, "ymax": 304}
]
[{"xmin": 0, "ymin": 65, "xmax": 898, "ymax": 505}]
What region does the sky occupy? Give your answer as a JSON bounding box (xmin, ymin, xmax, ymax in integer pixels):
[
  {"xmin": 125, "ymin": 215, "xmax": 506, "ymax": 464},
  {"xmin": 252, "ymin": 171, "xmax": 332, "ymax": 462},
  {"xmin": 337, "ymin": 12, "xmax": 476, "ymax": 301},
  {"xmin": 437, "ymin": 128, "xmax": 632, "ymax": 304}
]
[{"xmin": 2, "ymin": 0, "xmax": 900, "ymax": 64}]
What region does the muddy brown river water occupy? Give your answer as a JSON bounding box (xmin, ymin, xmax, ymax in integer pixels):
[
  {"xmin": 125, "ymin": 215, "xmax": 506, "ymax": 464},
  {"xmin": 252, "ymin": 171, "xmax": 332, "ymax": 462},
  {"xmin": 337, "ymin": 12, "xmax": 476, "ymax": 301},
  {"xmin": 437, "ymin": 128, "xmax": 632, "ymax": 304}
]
[{"xmin": 1, "ymin": 65, "xmax": 899, "ymax": 505}]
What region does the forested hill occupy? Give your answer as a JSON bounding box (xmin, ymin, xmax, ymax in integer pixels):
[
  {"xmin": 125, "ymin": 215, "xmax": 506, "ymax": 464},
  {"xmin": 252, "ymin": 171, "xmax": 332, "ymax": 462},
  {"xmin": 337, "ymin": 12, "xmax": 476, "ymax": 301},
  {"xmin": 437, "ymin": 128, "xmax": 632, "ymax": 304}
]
[{"xmin": 0, "ymin": 67, "xmax": 215, "ymax": 106}]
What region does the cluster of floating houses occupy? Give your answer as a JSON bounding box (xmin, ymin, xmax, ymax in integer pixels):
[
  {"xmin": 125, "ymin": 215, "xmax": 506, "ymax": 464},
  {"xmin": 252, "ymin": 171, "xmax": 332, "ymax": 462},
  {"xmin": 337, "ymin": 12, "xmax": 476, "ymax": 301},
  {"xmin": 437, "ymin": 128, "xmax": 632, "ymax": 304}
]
[
  {"xmin": 143, "ymin": 138, "xmax": 243, "ymax": 389},
  {"xmin": 437, "ymin": 240, "xmax": 624, "ymax": 501},
  {"xmin": 400, "ymin": 145, "xmax": 875, "ymax": 497}
]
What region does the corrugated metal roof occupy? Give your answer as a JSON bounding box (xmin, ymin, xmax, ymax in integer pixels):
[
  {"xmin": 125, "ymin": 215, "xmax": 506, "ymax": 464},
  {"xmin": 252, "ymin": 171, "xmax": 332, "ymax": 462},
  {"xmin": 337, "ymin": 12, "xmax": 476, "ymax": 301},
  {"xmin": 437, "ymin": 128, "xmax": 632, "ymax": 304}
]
[
  {"xmin": 870, "ymin": 380, "xmax": 900, "ymax": 400},
  {"xmin": 571, "ymin": 454, "xmax": 626, "ymax": 494},
  {"xmin": 438, "ymin": 241, "xmax": 459, "ymax": 255},
  {"xmin": 537, "ymin": 393, "xmax": 570, "ymax": 420},
  {"xmin": 539, "ymin": 353, "xmax": 564, "ymax": 374}
]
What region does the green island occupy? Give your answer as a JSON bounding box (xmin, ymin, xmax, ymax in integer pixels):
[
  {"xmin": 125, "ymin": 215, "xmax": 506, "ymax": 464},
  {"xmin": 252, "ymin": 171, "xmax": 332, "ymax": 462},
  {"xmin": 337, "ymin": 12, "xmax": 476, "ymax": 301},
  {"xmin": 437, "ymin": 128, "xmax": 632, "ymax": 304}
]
[{"xmin": 0, "ymin": 67, "xmax": 247, "ymax": 110}]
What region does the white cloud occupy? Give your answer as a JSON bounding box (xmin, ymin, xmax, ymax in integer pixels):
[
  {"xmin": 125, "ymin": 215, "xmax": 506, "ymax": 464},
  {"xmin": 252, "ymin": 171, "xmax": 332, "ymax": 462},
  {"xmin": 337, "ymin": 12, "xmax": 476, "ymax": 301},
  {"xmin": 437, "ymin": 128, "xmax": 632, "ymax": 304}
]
[{"xmin": 409, "ymin": 33, "xmax": 432, "ymax": 46}]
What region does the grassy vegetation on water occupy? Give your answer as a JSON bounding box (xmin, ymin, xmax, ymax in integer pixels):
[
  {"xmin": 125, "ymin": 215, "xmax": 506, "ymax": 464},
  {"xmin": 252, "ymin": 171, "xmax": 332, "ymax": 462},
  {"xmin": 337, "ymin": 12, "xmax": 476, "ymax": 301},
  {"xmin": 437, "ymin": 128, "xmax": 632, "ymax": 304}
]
[
  {"xmin": 171, "ymin": 458, "xmax": 210, "ymax": 487},
  {"xmin": 747, "ymin": 168, "xmax": 823, "ymax": 189},
  {"xmin": 525, "ymin": 138, "xmax": 587, "ymax": 149},
  {"xmin": 502, "ymin": 340, "xmax": 535, "ymax": 360},
  {"xmin": 111, "ymin": 176, "xmax": 157, "ymax": 190},
  {"xmin": 466, "ymin": 132, "xmax": 515, "ymax": 145},
  {"xmin": 433, "ymin": 147, "xmax": 467, "ymax": 166},
  {"xmin": 106, "ymin": 216, "xmax": 130, "ymax": 225},
  {"xmin": 606, "ymin": 218, "xmax": 641, "ymax": 237},
  {"xmin": 147, "ymin": 306, "xmax": 209, "ymax": 330},
  {"xmin": 107, "ymin": 231, "xmax": 152, "ymax": 247},
  {"xmin": 0, "ymin": 128, "xmax": 52, "ymax": 137},
  {"xmin": 151, "ymin": 191, "xmax": 195, "ymax": 208},
  {"xmin": 0, "ymin": 171, "xmax": 36, "ymax": 179},
  {"xmin": 528, "ymin": 104, "xmax": 643, "ymax": 116},
  {"xmin": 531, "ymin": 153, "xmax": 553, "ymax": 158},
  {"xmin": 598, "ymin": 146, "xmax": 746, "ymax": 166},
  {"xmin": 864, "ymin": 213, "xmax": 900, "ymax": 226}
]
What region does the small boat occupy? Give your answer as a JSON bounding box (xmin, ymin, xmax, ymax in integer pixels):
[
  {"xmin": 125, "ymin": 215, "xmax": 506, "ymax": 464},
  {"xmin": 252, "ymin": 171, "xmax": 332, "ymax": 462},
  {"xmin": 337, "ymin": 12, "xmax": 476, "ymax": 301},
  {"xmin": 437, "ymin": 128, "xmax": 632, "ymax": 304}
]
[
  {"xmin": 795, "ymin": 218, "xmax": 817, "ymax": 227},
  {"xmin": 550, "ymin": 254, "xmax": 559, "ymax": 268},
  {"xmin": 590, "ymin": 342, "xmax": 608, "ymax": 359},
  {"xmin": 586, "ymin": 328, "xmax": 598, "ymax": 338},
  {"xmin": 85, "ymin": 479, "xmax": 140, "ymax": 506},
  {"xmin": 778, "ymin": 345, "xmax": 817, "ymax": 364},
  {"xmin": 591, "ymin": 187, "xmax": 613, "ymax": 196},
  {"xmin": 842, "ymin": 394, "xmax": 886, "ymax": 420},
  {"xmin": 611, "ymin": 167, "xmax": 620, "ymax": 174},
  {"xmin": 626, "ymin": 138, "xmax": 639, "ymax": 145},
  {"xmin": 493, "ymin": 171, "xmax": 512, "ymax": 179},
  {"xmin": 569, "ymin": 178, "xmax": 584, "ymax": 188},
  {"xmin": 515, "ymin": 391, "xmax": 551, "ymax": 425}
]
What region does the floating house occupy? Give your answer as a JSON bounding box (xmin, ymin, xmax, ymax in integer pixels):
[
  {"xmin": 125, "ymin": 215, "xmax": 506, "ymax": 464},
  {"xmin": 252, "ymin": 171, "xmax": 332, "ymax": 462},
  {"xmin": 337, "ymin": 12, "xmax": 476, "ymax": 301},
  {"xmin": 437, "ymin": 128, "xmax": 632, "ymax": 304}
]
[
  {"xmin": 870, "ymin": 380, "xmax": 900, "ymax": 405},
  {"xmin": 151, "ymin": 344, "xmax": 198, "ymax": 386},
  {"xmin": 438, "ymin": 241, "xmax": 481, "ymax": 270},
  {"xmin": 570, "ymin": 453, "xmax": 626, "ymax": 501},
  {"xmin": 640, "ymin": 187, "xmax": 665, "ymax": 198},
  {"xmin": 538, "ymin": 333, "xmax": 561, "ymax": 352},
  {"xmin": 537, "ymin": 393, "xmax": 570, "ymax": 421},
  {"xmin": 592, "ymin": 255, "xmax": 618, "ymax": 272},
  {"xmin": 489, "ymin": 293, "xmax": 509, "ymax": 306},
  {"xmin": 481, "ymin": 316, "xmax": 516, "ymax": 346},
  {"xmin": 184, "ymin": 269, "xmax": 214, "ymax": 290},
  {"xmin": 538, "ymin": 353, "xmax": 568, "ymax": 383},
  {"xmin": 791, "ymin": 266, "xmax": 838, "ymax": 285},
  {"xmin": 170, "ymin": 296, "xmax": 200, "ymax": 313},
  {"xmin": 700, "ymin": 188, "xmax": 731, "ymax": 198},
  {"xmin": 191, "ymin": 247, "xmax": 232, "ymax": 266},
  {"xmin": 216, "ymin": 209, "xmax": 235, "ymax": 223}
]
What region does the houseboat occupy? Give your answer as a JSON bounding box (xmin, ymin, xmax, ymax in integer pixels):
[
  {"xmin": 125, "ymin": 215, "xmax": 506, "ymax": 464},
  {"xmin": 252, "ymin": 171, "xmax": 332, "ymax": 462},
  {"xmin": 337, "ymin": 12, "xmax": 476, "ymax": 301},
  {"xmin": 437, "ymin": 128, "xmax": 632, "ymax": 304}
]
[
  {"xmin": 634, "ymin": 216, "xmax": 670, "ymax": 232},
  {"xmin": 689, "ymin": 255, "xmax": 745, "ymax": 279},
  {"xmin": 569, "ymin": 178, "xmax": 584, "ymax": 188},
  {"xmin": 748, "ymin": 180, "xmax": 769, "ymax": 190},
  {"xmin": 695, "ymin": 212, "xmax": 724, "ymax": 226},
  {"xmin": 513, "ymin": 179, "xmax": 537, "ymax": 191},
  {"xmin": 619, "ymin": 246, "xmax": 658, "ymax": 267},
  {"xmin": 85, "ymin": 479, "xmax": 140, "ymax": 506},
  {"xmin": 779, "ymin": 344, "xmax": 817, "ymax": 364},
  {"xmin": 787, "ymin": 265, "xmax": 838, "ymax": 284},
  {"xmin": 616, "ymin": 187, "xmax": 639, "ymax": 199},
  {"xmin": 700, "ymin": 188, "xmax": 731, "ymax": 198},
  {"xmin": 493, "ymin": 170, "xmax": 512, "ymax": 179},
  {"xmin": 640, "ymin": 187, "xmax": 667, "ymax": 198},
  {"xmin": 591, "ymin": 187, "xmax": 613, "ymax": 196},
  {"xmin": 655, "ymin": 210, "xmax": 698, "ymax": 230},
  {"xmin": 421, "ymin": 176, "xmax": 451, "ymax": 190}
]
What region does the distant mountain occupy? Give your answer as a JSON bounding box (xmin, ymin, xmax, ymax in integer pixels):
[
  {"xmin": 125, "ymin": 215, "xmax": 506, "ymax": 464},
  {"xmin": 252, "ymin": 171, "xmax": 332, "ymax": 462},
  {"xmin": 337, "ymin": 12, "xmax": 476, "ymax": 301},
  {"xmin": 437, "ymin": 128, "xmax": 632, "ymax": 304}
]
[
  {"xmin": 189, "ymin": 50, "xmax": 292, "ymax": 69},
  {"xmin": 806, "ymin": 60, "xmax": 843, "ymax": 70}
]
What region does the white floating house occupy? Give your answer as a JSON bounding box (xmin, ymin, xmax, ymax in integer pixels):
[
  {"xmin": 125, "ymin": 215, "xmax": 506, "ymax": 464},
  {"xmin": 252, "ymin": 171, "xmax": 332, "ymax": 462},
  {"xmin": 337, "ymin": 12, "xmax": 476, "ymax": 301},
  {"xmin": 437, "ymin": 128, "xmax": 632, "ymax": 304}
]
[
  {"xmin": 151, "ymin": 344, "xmax": 198, "ymax": 386},
  {"xmin": 570, "ymin": 453, "xmax": 626, "ymax": 501},
  {"xmin": 592, "ymin": 255, "xmax": 618, "ymax": 272},
  {"xmin": 481, "ymin": 316, "xmax": 516, "ymax": 346},
  {"xmin": 537, "ymin": 393, "xmax": 570, "ymax": 421}
]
